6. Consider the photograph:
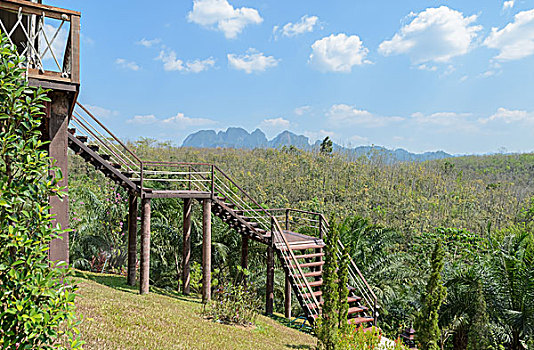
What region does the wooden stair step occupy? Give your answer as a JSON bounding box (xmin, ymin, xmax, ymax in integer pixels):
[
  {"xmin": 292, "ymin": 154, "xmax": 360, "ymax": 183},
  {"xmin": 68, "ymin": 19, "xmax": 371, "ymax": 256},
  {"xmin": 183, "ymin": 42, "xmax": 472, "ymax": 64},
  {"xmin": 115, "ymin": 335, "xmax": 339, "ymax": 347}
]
[
  {"xmin": 347, "ymin": 296, "xmax": 362, "ymax": 303},
  {"xmin": 88, "ymin": 145, "xmax": 99, "ymax": 152},
  {"xmin": 100, "ymin": 154, "xmax": 111, "ymax": 161},
  {"xmin": 68, "ymin": 128, "xmax": 76, "ymax": 134},
  {"xmin": 76, "ymin": 135, "xmax": 88, "ymax": 143},
  {"xmin": 300, "ymin": 270, "xmax": 322, "ymax": 278},
  {"xmin": 303, "ymin": 290, "xmax": 322, "ymax": 298},
  {"xmin": 348, "ymin": 317, "xmax": 374, "ymax": 325},
  {"xmin": 282, "ymin": 243, "xmax": 325, "ymax": 251},
  {"xmin": 293, "ymin": 261, "xmax": 324, "ymax": 269},
  {"xmin": 347, "ymin": 306, "xmax": 367, "ymax": 315},
  {"xmin": 297, "ymin": 280, "xmax": 322, "ymax": 288},
  {"xmin": 294, "ymin": 252, "xmax": 325, "ymax": 259},
  {"xmin": 112, "ymin": 163, "xmax": 122, "ymax": 169}
]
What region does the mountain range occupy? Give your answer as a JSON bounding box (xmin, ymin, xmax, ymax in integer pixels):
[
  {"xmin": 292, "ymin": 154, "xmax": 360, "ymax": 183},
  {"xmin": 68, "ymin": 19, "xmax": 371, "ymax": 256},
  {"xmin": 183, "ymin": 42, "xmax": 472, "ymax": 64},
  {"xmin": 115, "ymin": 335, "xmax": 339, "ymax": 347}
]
[{"xmin": 181, "ymin": 127, "xmax": 452, "ymax": 162}]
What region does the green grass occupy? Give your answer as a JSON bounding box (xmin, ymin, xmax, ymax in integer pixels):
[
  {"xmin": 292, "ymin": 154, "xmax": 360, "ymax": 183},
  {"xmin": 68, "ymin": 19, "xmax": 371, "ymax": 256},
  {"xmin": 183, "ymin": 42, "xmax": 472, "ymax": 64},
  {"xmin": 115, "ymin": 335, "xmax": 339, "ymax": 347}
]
[{"xmin": 72, "ymin": 271, "xmax": 316, "ymax": 350}]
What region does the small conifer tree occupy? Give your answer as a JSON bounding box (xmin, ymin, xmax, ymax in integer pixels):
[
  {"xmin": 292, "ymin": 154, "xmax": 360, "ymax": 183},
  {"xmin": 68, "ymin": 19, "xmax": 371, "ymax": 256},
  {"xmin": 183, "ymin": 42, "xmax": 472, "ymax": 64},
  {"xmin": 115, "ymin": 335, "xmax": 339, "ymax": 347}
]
[
  {"xmin": 415, "ymin": 239, "xmax": 447, "ymax": 350},
  {"xmin": 317, "ymin": 218, "xmax": 340, "ymax": 349}
]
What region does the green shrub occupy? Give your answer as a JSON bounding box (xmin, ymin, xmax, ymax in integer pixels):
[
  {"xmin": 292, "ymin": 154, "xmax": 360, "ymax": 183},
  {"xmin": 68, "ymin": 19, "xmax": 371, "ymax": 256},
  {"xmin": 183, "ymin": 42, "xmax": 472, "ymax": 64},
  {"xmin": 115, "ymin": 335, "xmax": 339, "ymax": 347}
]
[
  {"xmin": 337, "ymin": 325, "xmax": 409, "ymax": 350},
  {"xmin": 0, "ymin": 32, "xmax": 82, "ymax": 349},
  {"xmin": 202, "ymin": 267, "xmax": 260, "ymax": 326}
]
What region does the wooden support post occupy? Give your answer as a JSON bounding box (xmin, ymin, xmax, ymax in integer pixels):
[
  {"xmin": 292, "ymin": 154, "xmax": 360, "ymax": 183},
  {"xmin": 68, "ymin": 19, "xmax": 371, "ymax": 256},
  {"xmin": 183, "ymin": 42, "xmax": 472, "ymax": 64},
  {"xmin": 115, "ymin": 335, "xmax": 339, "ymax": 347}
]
[
  {"xmin": 47, "ymin": 93, "xmax": 70, "ymax": 266},
  {"xmin": 202, "ymin": 199, "xmax": 212, "ymax": 303},
  {"xmin": 285, "ymin": 274, "xmax": 292, "ymax": 318},
  {"xmin": 266, "ymin": 245, "xmax": 275, "ymax": 315},
  {"xmin": 139, "ymin": 198, "xmax": 151, "ymax": 295},
  {"xmin": 182, "ymin": 198, "xmax": 192, "ymax": 294},
  {"xmin": 127, "ymin": 193, "xmax": 138, "ymax": 286},
  {"xmin": 241, "ymin": 235, "xmax": 249, "ymax": 282}
]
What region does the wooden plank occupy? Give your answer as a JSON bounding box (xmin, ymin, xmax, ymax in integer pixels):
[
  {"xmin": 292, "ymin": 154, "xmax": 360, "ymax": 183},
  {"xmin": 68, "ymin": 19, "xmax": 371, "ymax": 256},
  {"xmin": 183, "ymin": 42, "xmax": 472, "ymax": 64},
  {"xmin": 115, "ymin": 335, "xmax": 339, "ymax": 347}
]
[
  {"xmin": 28, "ymin": 77, "xmax": 78, "ymax": 92},
  {"xmin": 69, "ymin": 15, "xmax": 80, "ymax": 84},
  {"xmin": 0, "ymin": 0, "xmax": 80, "ymax": 20}
]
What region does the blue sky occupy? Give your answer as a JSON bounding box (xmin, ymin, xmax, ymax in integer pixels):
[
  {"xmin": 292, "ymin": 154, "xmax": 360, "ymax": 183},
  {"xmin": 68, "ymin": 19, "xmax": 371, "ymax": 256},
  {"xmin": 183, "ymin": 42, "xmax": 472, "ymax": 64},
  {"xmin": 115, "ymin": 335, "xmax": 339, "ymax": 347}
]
[{"xmin": 48, "ymin": 0, "xmax": 534, "ymax": 154}]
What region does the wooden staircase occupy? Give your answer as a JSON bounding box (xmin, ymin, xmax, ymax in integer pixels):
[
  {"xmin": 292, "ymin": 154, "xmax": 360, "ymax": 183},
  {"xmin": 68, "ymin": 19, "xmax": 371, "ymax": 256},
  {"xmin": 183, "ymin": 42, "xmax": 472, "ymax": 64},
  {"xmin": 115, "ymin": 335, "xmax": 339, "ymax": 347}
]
[{"xmin": 67, "ymin": 102, "xmax": 378, "ymax": 327}]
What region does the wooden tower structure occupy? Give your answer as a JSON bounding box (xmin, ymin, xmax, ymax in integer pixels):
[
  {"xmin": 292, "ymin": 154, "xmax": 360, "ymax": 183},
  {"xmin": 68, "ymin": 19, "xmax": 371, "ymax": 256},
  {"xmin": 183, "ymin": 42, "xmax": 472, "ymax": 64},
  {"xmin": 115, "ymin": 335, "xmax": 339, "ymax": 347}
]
[
  {"xmin": 0, "ymin": 0, "xmax": 80, "ymax": 265},
  {"xmin": 1, "ymin": 0, "xmax": 379, "ymax": 328}
]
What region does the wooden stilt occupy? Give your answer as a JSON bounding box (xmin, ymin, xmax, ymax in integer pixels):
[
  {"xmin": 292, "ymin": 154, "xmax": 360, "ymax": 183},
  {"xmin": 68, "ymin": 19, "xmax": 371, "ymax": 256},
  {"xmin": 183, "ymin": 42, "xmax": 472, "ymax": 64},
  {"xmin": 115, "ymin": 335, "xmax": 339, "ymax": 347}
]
[
  {"xmin": 182, "ymin": 198, "xmax": 192, "ymax": 294},
  {"xmin": 266, "ymin": 245, "xmax": 275, "ymax": 315},
  {"xmin": 285, "ymin": 274, "xmax": 292, "ymax": 318},
  {"xmin": 241, "ymin": 235, "xmax": 249, "ymax": 282},
  {"xmin": 139, "ymin": 198, "xmax": 151, "ymax": 295},
  {"xmin": 127, "ymin": 193, "xmax": 138, "ymax": 286},
  {"xmin": 202, "ymin": 199, "xmax": 212, "ymax": 303}
]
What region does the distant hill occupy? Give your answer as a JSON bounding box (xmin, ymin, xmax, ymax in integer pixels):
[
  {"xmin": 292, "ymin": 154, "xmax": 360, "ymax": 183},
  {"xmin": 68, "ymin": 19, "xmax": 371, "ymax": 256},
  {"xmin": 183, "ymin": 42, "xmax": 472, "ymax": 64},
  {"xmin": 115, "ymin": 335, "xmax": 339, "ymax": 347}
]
[{"xmin": 182, "ymin": 127, "xmax": 453, "ymax": 162}]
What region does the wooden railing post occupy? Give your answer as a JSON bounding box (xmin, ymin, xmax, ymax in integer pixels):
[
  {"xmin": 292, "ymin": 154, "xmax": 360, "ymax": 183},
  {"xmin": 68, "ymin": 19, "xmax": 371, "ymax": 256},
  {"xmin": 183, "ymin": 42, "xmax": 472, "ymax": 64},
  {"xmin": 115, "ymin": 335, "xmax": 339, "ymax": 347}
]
[
  {"xmin": 285, "ymin": 208, "xmax": 289, "ymax": 231},
  {"xmin": 210, "ymin": 165, "xmax": 215, "ymax": 199},
  {"xmin": 241, "ymin": 235, "xmax": 249, "ymax": 283},
  {"xmin": 127, "ymin": 193, "xmax": 138, "ymax": 286}
]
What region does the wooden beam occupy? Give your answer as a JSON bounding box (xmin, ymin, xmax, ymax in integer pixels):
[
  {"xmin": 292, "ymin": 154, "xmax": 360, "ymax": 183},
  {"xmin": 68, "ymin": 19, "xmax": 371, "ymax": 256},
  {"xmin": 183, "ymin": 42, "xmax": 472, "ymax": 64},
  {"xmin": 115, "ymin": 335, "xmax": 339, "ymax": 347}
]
[
  {"xmin": 266, "ymin": 246, "xmax": 275, "ymax": 315},
  {"xmin": 285, "ymin": 274, "xmax": 292, "ymax": 318},
  {"xmin": 0, "ymin": 0, "xmax": 80, "ymax": 20},
  {"xmin": 127, "ymin": 194, "xmax": 138, "ymax": 286},
  {"xmin": 202, "ymin": 199, "xmax": 212, "ymax": 303},
  {"xmin": 182, "ymin": 198, "xmax": 192, "ymax": 295},
  {"xmin": 139, "ymin": 198, "xmax": 151, "ymax": 295}
]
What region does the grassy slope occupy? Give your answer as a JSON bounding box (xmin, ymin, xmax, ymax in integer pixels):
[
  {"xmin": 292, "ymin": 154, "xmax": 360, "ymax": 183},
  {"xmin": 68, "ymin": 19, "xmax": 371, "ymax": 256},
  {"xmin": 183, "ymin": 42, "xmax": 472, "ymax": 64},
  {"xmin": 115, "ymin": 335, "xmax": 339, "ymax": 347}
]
[{"xmin": 73, "ymin": 271, "xmax": 315, "ymax": 350}]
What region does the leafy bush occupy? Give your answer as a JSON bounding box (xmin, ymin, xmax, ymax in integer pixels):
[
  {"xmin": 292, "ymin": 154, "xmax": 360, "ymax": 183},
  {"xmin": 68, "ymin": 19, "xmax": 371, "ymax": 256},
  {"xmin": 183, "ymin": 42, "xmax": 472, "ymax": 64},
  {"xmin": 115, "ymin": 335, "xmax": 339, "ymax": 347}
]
[
  {"xmin": 202, "ymin": 267, "xmax": 260, "ymax": 326},
  {"xmin": 0, "ymin": 33, "xmax": 82, "ymax": 349},
  {"xmin": 337, "ymin": 325, "xmax": 409, "ymax": 350}
]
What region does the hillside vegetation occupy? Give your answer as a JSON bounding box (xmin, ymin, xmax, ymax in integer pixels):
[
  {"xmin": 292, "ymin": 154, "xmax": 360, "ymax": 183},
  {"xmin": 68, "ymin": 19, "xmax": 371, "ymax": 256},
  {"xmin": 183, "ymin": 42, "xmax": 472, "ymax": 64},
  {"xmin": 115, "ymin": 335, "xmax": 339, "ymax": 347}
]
[{"xmin": 68, "ymin": 143, "xmax": 534, "ymax": 348}]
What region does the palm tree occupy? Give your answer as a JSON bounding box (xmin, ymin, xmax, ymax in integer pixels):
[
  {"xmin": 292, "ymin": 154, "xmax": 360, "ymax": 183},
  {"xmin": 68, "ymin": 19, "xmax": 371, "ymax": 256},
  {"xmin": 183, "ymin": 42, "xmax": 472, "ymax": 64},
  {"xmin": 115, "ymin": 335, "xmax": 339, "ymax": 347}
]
[{"xmin": 485, "ymin": 226, "xmax": 534, "ymax": 349}]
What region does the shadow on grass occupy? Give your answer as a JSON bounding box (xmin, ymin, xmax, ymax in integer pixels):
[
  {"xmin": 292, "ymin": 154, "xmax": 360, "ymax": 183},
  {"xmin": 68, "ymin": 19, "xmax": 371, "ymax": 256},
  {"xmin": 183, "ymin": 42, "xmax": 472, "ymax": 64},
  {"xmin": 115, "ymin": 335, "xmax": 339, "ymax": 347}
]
[
  {"xmin": 268, "ymin": 313, "xmax": 314, "ymax": 335},
  {"xmin": 285, "ymin": 346, "xmax": 314, "ymax": 350},
  {"xmin": 73, "ymin": 270, "xmax": 202, "ymax": 304}
]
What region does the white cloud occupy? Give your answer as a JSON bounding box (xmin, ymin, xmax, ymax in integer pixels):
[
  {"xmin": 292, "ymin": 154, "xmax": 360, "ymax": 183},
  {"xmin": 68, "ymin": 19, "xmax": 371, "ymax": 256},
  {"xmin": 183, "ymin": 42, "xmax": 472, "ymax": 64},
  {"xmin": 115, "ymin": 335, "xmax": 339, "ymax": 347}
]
[
  {"xmin": 327, "ymin": 104, "xmax": 403, "ymax": 127},
  {"xmin": 137, "ymin": 38, "xmax": 161, "ymax": 47},
  {"xmin": 480, "ymin": 107, "xmax": 534, "ymax": 124},
  {"xmin": 294, "ymin": 105, "xmax": 311, "ymax": 116},
  {"xmin": 127, "ymin": 115, "xmax": 157, "ymax": 125},
  {"xmin": 418, "ymin": 64, "xmax": 437, "ymax": 71},
  {"xmin": 127, "ymin": 113, "xmax": 215, "ymax": 129},
  {"xmin": 274, "ymin": 15, "xmax": 319, "ymax": 38},
  {"xmin": 162, "ymin": 113, "xmax": 215, "ymax": 128},
  {"xmin": 115, "ymin": 58, "xmax": 140, "ymax": 71},
  {"xmin": 85, "ymin": 104, "xmax": 119, "ymax": 118},
  {"xmin": 157, "ymin": 49, "xmax": 215, "ymax": 73},
  {"xmin": 484, "ymin": 9, "xmax": 534, "ymax": 61},
  {"xmin": 187, "ymin": 0, "xmax": 263, "ymax": 39},
  {"xmin": 260, "ymin": 117, "xmax": 290, "ymax": 129},
  {"xmin": 503, "ymin": 1, "xmax": 515, "ymax": 10},
  {"xmin": 227, "ymin": 49, "xmax": 279, "ymax": 73},
  {"xmin": 309, "ymin": 33, "xmax": 371, "ymax": 73},
  {"xmin": 378, "ymin": 6, "xmax": 481, "ymax": 64}
]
